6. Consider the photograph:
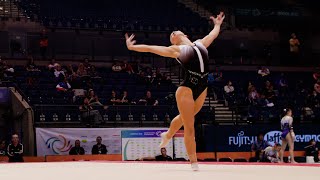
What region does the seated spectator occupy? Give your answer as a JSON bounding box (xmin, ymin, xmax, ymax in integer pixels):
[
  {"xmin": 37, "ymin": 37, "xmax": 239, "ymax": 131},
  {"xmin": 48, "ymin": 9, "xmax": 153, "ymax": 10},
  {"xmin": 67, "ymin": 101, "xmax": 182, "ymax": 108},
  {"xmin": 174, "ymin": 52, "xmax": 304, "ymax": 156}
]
[
  {"xmin": 109, "ymin": 90, "xmax": 120, "ymax": 105},
  {"xmin": 264, "ymin": 85, "xmax": 276, "ymax": 103},
  {"xmin": 251, "ymin": 132, "xmax": 270, "ymax": 161},
  {"xmin": 247, "ymin": 81, "xmax": 254, "ymax": 93},
  {"xmin": 305, "ymin": 139, "xmax": 319, "ymax": 162},
  {"xmin": 140, "ymin": 148, "xmax": 173, "ymax": 161},
  {"xmin": 48, "ymin": 58, "xmax": 56, "ymax": 71},
  {"xmin": 7, "ymin": 134, "xmax": 24, "ymax": 162},
  {"xmin": 79, "ymin": 98, "xmax": 103, "ymax": 125},
  {"xmin": 224, "ymin": 81, "xmax": 235, "ymax": 106},
  {"xmin": 83, "ymin": 58, "xmax": 93, "ymax": 71},
  {"xmin": 92, "ymin": 136, "xmax": 108, "ymax": 155},
  {"xmin": 54, "ymin": 63, "xmax": 65, "ymax": 79},
  {"xmin": 112, "ymin": 61, "xmax": 122, "ymax": 72},
  {"xmin": 88, "ymin": 89, "xmax": 103, "ymax": 106},
  {"xmin": 26, "ymin": 57, "xmax": 38, "ymax": 71},
  {"xmin": 208, "ymin": 72, "xmax": 215, "ymax": 85},
  {"xmin": 88, "ymin": 66, "xmax": 100, "ymax": 78},
  {"xmin": 69, "ymin": 140, "xmax": 85, "ymax": 155},
  {"xmin": 262, "ymin": 143, "xmax": 281, "ymax": 163},
  {"xmin": 1, "ymin": 60, "xmax": 14, "ymax": 77},
  {"xmin": 248, "ymin": 86, "xmax": 259, "ymax": 105},
  {"xmin": 0, "ymin": 140, "xmax": 6, "ymax": 156},
  {"xmin": 77, "ymin": 63, "xmax": 88, "ymax": 77},
  {"xmin": 161, "ymin": 73, "xmax": 172, "ymax": 85},
  {"xmin": 258, "ymin": 66, "xmax": 270, "ymax": 77},
  {"xmin": 119, "ymin": 90, "xmax": 130, "ymax": 105},
  {"xmin": 278, "ymin": 73, "xmax": 288, "ymax": 97},
  {"xmin": 224, "ymin": 81, "xmax": 235, "ymax": 95},
  {"xmin": 314, "ymin": 80, "xmax": 320, "ymax": 94},
  {"xmin": 56, "ymin": 77, "xmax": 72, "ymax": 92},
  {"xmin": 139, "ymin": 91, "xmax": 158, "ymax": 106},
  {"xmin": 122, "ymin": 61, "xmax": 134, "ymax": 74},
  {"xmin": 213, "ymin": 67, "xmax": 223, "ymax": 81}
]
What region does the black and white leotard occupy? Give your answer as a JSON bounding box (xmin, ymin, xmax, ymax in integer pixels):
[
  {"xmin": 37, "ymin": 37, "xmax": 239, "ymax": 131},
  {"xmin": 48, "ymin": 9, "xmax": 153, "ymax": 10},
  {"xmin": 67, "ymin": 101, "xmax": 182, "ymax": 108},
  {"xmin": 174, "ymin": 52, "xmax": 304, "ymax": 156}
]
[{"xmin": 176, "ymin": 41, "xmax": 209, "ymax": 100}]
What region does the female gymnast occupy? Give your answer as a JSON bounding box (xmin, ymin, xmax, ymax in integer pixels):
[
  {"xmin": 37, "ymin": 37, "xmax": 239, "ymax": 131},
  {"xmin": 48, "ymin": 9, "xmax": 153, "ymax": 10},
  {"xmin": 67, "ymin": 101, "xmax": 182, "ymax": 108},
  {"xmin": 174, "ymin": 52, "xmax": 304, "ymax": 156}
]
[
  {"xmin": 125, "ymin": 12, "xmax": 225, "ymax": 170},
  {"xmin": 279, "ymin": 108, "xmax": 297, "ymax": 163}
]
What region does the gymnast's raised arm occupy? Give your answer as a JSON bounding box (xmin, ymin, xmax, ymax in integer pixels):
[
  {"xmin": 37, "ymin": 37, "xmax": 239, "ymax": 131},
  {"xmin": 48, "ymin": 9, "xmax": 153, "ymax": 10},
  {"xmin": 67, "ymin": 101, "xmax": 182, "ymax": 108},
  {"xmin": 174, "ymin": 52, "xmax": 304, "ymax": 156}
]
[
  {"xmin": 200, "ymin": 12, "xmax": 225, "ymax": 48},
  {"xmin": 125, "ymin": 33, "xmax": 180, "ymax": 59}
]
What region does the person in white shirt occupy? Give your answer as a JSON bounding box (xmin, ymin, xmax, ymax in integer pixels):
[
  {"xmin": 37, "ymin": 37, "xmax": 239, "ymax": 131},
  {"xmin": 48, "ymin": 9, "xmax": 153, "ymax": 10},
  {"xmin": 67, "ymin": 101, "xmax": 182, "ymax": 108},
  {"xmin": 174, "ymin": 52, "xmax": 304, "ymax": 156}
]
[
  {"xmin": 262, "ymin": 144, "xmax": 281, "ymax": 163},
  {"xmin": 224, "ymin": 81, "xmax": 234, "ymax": 94}
]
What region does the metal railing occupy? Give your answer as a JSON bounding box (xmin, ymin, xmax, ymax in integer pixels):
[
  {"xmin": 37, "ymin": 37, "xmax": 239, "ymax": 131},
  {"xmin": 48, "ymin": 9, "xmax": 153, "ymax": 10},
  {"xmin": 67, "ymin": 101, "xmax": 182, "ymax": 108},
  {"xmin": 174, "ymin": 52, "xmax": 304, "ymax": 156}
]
[{"xmin": 33, "ymin": 104, "xmax": 176, "ymax": 127}]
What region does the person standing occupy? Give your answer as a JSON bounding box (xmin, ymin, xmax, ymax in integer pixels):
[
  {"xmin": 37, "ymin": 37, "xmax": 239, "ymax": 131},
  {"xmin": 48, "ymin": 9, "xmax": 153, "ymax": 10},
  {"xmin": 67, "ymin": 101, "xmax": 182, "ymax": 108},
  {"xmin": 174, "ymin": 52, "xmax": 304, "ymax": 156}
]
[
  {"xmin": 7, "ymin": 134, "xmax": 24, "ymax": 162},
  {"xmin": 279, "ymin": 108, "xmax": 297, "ymax": 163},
  {"xmin": 125, "ymin": 12, "xmax": 225, "ymax": 170},
  {"xmin": 289, "ymin": 33, "xmax": 300, "ymax": 65}
]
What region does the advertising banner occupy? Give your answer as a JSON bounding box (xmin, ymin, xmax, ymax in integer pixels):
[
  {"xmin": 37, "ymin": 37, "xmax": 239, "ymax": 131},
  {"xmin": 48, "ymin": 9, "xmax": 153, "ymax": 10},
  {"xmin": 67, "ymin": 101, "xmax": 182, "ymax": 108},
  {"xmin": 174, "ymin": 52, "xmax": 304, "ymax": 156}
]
[
  {"xmin": 203, "ymin": 124, "xmax": 320, "ymax": 152},
  {"xmin": 121, "ymin": 130, "xmax": 188, "ymax": 160},
  {"xmin": 36, "ymin": 128, "xmax": 167, "ymax": 156}
]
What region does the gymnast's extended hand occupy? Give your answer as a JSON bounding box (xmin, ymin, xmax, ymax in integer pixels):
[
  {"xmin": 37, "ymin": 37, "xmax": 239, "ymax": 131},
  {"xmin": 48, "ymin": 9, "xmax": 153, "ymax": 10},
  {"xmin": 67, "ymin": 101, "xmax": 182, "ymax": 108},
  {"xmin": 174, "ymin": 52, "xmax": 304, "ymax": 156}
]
[
  {"xmin": 125, "ymin": 33, "xmax": 180, "ymax": 58},
  {"xmin": 200, "ymin": 12, "xmax": 225, "ymax": 48}
]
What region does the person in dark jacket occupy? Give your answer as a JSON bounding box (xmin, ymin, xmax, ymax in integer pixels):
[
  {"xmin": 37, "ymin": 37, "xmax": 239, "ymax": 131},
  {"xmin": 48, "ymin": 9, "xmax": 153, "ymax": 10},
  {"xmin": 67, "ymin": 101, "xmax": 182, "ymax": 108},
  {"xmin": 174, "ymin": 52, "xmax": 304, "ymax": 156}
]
[
  {"xmin": 7, "ymin": 134, "xmax": 24, "ymax": 162},
  {"xmin": 69, "ymin": 140, "xmax": 85, "ymax": 155},
  {"xmin": 92, "ymin": 136, "xmax": 107, "ymax": 155},
  {"xmin": 305, "ymin": 139, "xmax": 319, "ymax": 162}
]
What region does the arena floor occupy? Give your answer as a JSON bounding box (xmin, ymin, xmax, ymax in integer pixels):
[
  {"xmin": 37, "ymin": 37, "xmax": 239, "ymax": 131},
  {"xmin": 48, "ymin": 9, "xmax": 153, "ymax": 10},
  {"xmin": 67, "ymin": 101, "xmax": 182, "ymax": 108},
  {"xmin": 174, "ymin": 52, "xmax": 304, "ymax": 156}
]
[{"xmin": 1, "ymin": 161, "xmax": 320, "ymax": 180}]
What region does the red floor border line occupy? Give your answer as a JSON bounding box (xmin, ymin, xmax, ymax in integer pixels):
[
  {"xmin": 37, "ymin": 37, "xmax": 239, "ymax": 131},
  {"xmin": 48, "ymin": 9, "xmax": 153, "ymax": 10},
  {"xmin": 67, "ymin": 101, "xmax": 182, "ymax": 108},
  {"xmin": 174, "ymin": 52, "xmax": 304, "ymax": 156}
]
[{"xmin": 1, "ymin": 161, "xmax": 320, "ymax": 167}]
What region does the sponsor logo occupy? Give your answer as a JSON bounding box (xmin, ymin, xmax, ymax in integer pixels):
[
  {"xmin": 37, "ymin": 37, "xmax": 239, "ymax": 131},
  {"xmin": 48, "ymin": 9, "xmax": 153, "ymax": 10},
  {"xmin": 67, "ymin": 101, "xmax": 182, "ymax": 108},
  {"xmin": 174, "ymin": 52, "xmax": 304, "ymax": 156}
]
[
  {"xmin": 229, "ymin": 131, "xmax": 255, "ymax": 147},
  {"xmin": 45, "ymin": 135, "xmax": 72, "ymax": 154},
  {"xmin": 264, "ymin": 131, "xmax": 282, "ymax": 146}
]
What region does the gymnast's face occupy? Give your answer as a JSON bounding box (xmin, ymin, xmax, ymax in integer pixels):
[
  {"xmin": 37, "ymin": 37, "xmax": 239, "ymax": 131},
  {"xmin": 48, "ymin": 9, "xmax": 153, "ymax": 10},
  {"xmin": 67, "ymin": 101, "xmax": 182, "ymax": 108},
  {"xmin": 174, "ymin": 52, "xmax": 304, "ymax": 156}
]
[
  {"xmin": 170, "ymin": 31, "xmax": 186, "ymax": 45},
  {"xmin": 286, "ymin": 109, "xmax": 292, "ymax": 117}
]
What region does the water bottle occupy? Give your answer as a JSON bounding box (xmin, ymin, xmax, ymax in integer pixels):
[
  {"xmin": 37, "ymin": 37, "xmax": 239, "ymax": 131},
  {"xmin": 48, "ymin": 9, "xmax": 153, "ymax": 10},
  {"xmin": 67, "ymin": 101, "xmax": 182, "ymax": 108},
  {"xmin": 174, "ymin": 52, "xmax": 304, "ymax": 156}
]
[{"xmin": 288, "ymin": 156, "xmax": 291, "ymax": 163}]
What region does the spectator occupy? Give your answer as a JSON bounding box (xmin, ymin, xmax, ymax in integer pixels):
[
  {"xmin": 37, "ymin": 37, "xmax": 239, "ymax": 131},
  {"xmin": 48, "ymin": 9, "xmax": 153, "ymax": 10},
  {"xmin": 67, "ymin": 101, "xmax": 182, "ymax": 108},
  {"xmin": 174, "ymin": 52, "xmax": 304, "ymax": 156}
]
[
  {"xmin": 48, "ymin": 59, "xmax": 56, "ymax": 71},
  {"xmin": 112, "ymin": 61, "xmax": 122, "ymax": 72},
  {"xmin": 92, "ymin": 136, "xmax": 107, "ymax": 155},
  {"xmin": 122, "ymin": 61, "xmax": 134, "ymax": 74},
  {"xmin": 140, "ymin": 148, "xmax": 173, "ymax": 161},
  {"xmin": 7, "ymin": 134, "xmax": 24, "ymax": 162},
  {"xmin": 26, "ymin": 57, "xmax": 38, "ymax": 71},
  {"xmin": 54, "ymin": 63, "xmax": 65, "ymax": 79},
  {"xmin": 77, "ymin": 63, "xmax": 88, "ymax": 77},
  {"xmin": 213, "ymin": 67, "xmax": 223, "ymax": 81},
  {"xmin": 83, "ymin": 58, "xmax": 93, "ymax": 71},
  {"xmin": 69, "ymin": 140, "xmax": 85, "ymax": 155},
  {"xmin": 88, "ymin": 89, "xmax": 103, "ymax": 106},
  {"xmin": 262, "ymin": 143, "xmax": 281, "ymax": 163},
  {"xmin": 0, "ymin": 140, "xmax": 6, "ymax": 156},
  {"xmin": 258, "ymin": 66, "xmax": 270, "ymax": 77},
  {"xmin": 305, "ymin": 139, "xmax": 319, "ymax": 162},
  {"xmin": 314, "ymin": 80, "xmax": 320, "ymax": 94},
  {"xmin": 88, "ymin": 66, "xmax": 99, "ymax": 78},
  {"xmin": 1, "ymin": 60, "xmax": 14, "ymax": 78},
  {"xmin": 251, "ymin": 132, "xmax": 270, "ymax": 161},
  {"xmin": 224, "ymin": 81, "xmax": 235, "ymax": 106},
  {"xmin": 224, "ymin": 80, "xmax": 235, "ymax": 94},
  {"xmin": 248, "ymin": 86, "xmax": 259, "ymax": 105},
  {"xmin": 139, "ymin": 91, "xmax": 158, "ymax": 106},
  {"xmin": 264, "ymin": 85, "xmax": 276, "ymax": 104},
  {"xmin": 56, "ymin": 77, "xmax": 72, "ymax": 92},
  {"xmin": 40, "ymin": 29, "xmax": 48, "ymax": 60},
  {"xmin": 109, "ymin": 90, "xmax": 120, "ymax": 105},
  {"xmin": 156, "ymin": 148, "xmax": 173, "ymax": 161},
  {"xmin": 278, "ymin": 73, "xmax": 288, "ymax": 97},
  {"xmin": 289, "ymin": 33, "xmax": 300, "ymax": 63},
  {"xmin": 119, "ymin": 90, "xmax": 130, "ymax": 105},
  {"xmin": 79, "ymin": 98, "xmax": 103, "ymax": 125},
  {"xmin": 247, "ymin": 81, "xmax": 254, "ymax": 93}
]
